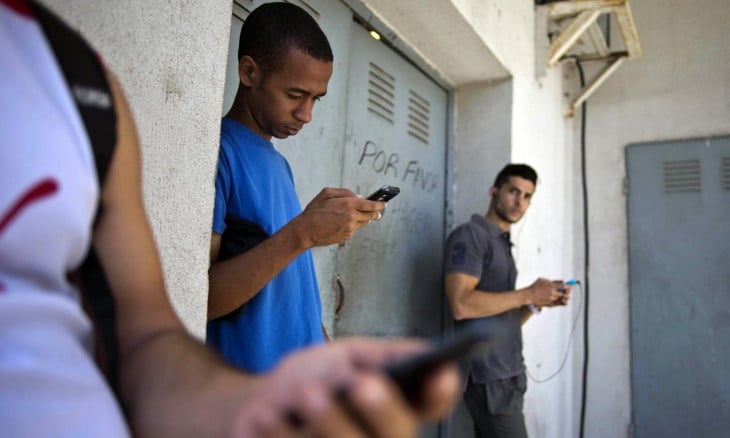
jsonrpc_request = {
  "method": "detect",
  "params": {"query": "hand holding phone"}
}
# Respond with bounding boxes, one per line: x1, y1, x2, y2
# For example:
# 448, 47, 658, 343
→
382, 324, 499, 406
366, 185, 399, 218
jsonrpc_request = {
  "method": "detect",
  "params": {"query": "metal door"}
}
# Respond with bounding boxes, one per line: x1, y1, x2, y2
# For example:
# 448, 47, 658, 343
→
333, 23, 449, 339
627, 137, 730, 437
222, 1, 253, 114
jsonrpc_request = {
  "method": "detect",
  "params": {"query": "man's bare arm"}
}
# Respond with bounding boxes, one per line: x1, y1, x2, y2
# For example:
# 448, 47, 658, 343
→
208, 188, 385, 320
208, 225, 308, 319
444, 273, 560, 321
92, 71, 260, 436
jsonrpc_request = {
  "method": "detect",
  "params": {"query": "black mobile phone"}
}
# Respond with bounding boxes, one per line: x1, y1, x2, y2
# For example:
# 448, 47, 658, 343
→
383, 324, 494, 405
366, 185, 400, 202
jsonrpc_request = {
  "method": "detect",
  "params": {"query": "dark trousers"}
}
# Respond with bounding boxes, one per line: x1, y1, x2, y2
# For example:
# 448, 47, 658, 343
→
463, 373, 528, 438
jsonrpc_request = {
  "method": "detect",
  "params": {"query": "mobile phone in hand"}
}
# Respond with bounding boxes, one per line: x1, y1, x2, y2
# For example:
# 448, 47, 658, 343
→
382, 324, 493, 406
366, 185, 400, 202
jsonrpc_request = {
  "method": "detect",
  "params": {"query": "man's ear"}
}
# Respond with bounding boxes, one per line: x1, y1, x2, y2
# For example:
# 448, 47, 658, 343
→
238, 55, 259, 87
488, 186, 496, 198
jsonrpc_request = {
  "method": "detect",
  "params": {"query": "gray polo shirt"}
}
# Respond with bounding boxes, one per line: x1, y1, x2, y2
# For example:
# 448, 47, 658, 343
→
444, 214, 524, 383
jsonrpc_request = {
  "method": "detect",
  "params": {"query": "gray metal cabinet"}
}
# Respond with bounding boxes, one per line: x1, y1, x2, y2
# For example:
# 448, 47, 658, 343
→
627, 137, 730, 437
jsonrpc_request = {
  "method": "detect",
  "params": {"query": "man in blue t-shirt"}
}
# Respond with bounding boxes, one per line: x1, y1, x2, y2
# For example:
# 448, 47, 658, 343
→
207, 2, 386, 373
444, 164, 572, 438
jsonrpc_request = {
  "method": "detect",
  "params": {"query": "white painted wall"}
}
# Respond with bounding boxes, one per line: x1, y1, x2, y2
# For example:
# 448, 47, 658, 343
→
42, 0, 232, 339
581, 0, 730, 437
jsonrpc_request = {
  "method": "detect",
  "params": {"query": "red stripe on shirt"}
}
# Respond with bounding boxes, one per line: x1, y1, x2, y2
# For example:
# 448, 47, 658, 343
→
0, 179, 59, 234
0, 0, 32, 17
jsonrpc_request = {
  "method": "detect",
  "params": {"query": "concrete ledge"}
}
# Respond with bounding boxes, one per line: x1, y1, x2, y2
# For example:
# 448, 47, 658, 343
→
345, 0, 510, 87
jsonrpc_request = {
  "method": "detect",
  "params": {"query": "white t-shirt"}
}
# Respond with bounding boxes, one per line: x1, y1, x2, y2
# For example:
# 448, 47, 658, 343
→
0, 1, 129, 435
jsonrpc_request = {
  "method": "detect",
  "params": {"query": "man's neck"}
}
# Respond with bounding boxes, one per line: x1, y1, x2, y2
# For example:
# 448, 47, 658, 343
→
225, 93, 272, 142
485, 210, 511, 232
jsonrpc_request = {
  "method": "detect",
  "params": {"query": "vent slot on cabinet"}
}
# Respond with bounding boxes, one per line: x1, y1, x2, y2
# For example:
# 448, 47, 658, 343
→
367, 62, 395, 124
663, 159, 701, 194
407, 90, 430, 144
723, 157, 730, 191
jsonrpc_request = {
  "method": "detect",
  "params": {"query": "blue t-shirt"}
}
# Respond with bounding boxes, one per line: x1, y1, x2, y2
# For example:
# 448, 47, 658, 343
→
206, 118, 324, 373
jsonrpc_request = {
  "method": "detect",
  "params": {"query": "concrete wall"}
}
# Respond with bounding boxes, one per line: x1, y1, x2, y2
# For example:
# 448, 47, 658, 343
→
582, 0, 730, 436
451, 78, 513, 229
43, 0, 232, 338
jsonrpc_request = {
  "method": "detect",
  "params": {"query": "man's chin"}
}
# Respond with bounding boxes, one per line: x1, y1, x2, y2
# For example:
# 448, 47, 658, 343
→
275, 126, 302, 138
506, 213, 523, 223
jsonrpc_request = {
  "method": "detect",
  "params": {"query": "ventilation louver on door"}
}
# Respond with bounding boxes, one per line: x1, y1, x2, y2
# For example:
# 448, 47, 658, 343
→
407, 90, 430, 144
663, 159, 701, 194
367, 62, 395, 124
723, 157, 730, 192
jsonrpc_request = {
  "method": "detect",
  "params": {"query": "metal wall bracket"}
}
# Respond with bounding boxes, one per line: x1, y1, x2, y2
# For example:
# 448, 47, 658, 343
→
537, 0, 641, 116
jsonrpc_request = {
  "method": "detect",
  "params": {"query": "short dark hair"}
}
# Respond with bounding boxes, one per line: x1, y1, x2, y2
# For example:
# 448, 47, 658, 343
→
238, 2, 333, 75
493, 164, 538, 188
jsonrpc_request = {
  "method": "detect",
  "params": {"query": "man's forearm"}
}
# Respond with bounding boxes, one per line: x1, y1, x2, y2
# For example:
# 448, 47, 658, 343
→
120, 328, 255, 437
208, 224, 308, 319
451, 288, 530, 320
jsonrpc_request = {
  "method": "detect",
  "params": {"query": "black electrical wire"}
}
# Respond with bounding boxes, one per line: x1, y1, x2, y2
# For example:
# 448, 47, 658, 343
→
575, 59, 590, 438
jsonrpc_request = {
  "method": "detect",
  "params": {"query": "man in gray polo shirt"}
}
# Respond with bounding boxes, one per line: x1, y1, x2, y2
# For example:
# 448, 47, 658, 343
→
444, 163, 572, 438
